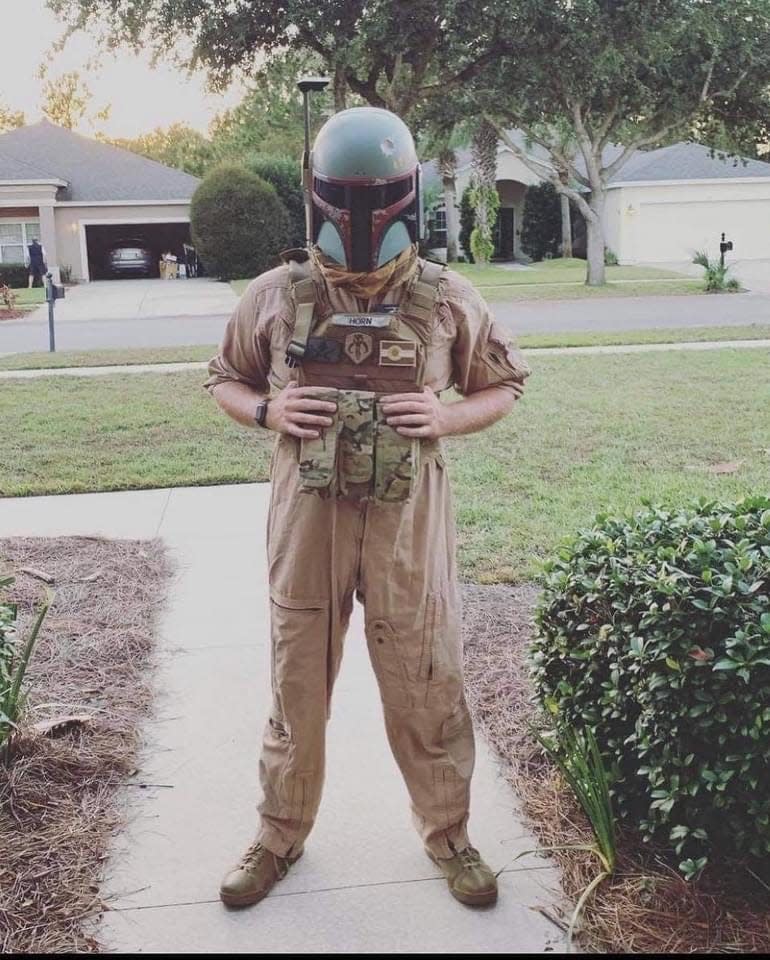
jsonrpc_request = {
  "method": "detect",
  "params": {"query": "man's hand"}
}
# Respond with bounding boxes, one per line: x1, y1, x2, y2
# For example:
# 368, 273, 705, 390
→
380, 385, 447, 439
265, 381, 338, 439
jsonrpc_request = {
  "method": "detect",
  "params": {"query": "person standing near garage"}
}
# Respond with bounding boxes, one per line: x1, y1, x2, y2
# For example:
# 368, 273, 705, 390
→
27, 238, 46, 288
204, 106, 531, 910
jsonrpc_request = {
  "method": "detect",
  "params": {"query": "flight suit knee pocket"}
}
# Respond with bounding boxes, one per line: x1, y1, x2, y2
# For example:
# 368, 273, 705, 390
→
367, 618, 411, 707
423, 592, 463, 710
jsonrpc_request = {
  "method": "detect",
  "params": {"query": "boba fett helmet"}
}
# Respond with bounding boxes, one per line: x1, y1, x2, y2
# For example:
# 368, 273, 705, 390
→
309, 106, 423, 272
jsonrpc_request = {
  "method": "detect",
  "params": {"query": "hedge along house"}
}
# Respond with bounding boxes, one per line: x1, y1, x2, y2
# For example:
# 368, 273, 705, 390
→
424, 130, 770, 265
0, 120, 200, 282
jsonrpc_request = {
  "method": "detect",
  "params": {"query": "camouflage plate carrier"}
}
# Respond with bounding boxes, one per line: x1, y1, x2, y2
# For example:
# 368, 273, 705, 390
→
280, 248, 446, 503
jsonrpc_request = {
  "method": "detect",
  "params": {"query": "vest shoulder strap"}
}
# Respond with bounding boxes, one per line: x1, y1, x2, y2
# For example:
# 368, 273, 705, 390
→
284, 254, 318, 366
400, 258, 446, 327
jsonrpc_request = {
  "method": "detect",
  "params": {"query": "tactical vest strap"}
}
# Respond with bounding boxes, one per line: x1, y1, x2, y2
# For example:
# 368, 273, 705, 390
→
285, 257, 317, 367
400, 259, 446, 329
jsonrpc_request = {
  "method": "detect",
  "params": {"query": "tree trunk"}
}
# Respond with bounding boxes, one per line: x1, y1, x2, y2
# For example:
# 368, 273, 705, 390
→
560, 193, 573, 259
585, 196, 606, 286
333, 63, 347, 112
471, 119, 499, 264
438, 146, 459, 261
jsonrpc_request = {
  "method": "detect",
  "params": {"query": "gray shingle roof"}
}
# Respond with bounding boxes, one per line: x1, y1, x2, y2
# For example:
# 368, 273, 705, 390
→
0, 120, 200, 202
607, 141, 770, 183
422, 130, 770, 191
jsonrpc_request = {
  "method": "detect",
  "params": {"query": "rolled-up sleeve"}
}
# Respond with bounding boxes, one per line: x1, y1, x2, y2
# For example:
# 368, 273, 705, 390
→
203, 280, 273, 395
449, 283, 531, 398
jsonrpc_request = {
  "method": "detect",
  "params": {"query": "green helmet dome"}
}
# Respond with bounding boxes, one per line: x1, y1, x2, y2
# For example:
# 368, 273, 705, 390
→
308, 106, 423, 272
312, 107, 419, 182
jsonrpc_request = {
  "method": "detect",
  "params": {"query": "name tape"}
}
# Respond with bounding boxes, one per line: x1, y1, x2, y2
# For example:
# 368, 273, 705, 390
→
330, 313, 392, 328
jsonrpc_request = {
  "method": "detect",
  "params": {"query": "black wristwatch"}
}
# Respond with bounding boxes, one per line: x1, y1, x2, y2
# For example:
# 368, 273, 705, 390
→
254, 398, 270, 428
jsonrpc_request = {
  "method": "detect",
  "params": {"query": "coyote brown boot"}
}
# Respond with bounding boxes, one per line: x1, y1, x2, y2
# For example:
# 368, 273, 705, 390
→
426, 845, 498, 906
219, 839, 304, 907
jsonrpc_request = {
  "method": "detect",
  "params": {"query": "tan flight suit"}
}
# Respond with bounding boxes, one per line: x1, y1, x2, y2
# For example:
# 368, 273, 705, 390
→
204, 251, 530, 860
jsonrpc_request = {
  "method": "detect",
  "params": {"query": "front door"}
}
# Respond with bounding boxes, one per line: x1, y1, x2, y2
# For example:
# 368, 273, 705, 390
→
493, 207, 515, 261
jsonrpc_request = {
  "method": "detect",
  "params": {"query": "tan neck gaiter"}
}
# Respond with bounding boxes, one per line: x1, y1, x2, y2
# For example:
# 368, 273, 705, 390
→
310, 242, 419, 300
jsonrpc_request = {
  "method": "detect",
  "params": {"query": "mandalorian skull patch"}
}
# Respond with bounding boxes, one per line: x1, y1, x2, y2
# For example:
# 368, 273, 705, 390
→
344, 332, 374, 364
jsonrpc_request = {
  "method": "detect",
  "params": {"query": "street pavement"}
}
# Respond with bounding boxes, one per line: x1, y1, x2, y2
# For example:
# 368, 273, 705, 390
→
2, 272, 769, 357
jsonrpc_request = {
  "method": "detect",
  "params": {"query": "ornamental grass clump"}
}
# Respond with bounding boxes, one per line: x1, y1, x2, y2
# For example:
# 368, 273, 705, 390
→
531, 496, 770, 879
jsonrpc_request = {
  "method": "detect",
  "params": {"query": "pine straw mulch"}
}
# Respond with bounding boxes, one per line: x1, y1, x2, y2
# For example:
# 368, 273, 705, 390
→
0, 536, 174, 954
460, 583, 770, 954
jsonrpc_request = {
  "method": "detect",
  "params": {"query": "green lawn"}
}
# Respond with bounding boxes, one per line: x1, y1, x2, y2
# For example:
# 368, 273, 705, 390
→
519, 324, 770, 349
2, 287, 46, 309
453, 257, 687, 285
232, 259, 705, 302
479, 278, 704, 301
2, 349, 767, 582
0, 345, 218, 371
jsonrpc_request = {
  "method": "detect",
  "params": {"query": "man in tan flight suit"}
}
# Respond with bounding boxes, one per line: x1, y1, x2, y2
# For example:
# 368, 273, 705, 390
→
204, 105, 530, 909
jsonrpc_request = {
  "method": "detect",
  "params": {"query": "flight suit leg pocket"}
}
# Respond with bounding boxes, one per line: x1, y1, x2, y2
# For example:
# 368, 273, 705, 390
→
424, 591, 464, 711
366, 618, 411, 707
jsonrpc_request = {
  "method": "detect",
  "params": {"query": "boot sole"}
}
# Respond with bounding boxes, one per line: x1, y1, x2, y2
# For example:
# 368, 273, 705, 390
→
426, 849, 498, 907
220, 848, 304, 908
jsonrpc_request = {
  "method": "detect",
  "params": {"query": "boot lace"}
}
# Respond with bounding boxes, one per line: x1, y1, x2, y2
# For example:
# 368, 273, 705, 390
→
239, 841, 268, 871
457, 845, 482, 869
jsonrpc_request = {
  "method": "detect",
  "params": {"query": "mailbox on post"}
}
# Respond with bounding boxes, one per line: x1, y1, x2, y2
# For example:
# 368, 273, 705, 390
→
720, 232, 734, 269
44, 272, 65, 352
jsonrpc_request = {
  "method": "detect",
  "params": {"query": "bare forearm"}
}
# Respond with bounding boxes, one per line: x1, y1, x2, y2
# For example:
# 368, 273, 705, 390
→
440, 384, 519, 437
209, 381, 265, 428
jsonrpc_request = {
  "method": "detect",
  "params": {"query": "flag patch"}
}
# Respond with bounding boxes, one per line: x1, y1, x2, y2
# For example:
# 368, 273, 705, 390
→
379, 340, 417, 367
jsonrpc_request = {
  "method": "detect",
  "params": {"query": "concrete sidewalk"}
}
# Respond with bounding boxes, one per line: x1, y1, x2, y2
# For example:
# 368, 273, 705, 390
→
0, 485, 567, 954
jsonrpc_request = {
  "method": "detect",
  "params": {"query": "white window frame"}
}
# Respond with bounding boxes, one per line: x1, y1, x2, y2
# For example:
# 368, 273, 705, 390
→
0, 219, 41, 264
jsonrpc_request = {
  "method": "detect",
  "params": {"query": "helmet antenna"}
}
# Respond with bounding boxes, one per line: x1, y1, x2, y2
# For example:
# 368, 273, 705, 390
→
297, 76, 331, 249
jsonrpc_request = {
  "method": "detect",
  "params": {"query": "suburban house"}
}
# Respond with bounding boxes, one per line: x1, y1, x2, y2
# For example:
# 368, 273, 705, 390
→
0, 120, 199, 282
423, 130, 770, 265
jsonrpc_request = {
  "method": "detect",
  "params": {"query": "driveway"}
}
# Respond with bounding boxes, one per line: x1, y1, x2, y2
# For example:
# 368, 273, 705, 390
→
0, 278, 238, 355
28, 277, 238, 323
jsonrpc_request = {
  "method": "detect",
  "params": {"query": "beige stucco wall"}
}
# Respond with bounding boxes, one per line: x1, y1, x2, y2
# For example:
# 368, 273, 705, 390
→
604, 180, 770, 264
54, 203, 191, 280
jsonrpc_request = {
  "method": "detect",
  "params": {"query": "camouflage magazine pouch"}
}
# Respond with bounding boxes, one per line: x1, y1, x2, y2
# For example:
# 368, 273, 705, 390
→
374, 399, 419, 503
298, 387, 341, 493
337, 389, 375, 498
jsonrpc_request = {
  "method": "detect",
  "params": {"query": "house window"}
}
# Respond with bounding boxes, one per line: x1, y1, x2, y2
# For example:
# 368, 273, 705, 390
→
0, 221, 41, 264
434, 208, 447, 230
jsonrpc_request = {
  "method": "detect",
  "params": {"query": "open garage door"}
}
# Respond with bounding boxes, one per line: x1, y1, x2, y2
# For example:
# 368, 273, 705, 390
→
85, 222, 193, 280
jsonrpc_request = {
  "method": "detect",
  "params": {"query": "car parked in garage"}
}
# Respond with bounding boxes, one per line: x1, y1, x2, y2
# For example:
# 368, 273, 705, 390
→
106, 239, 153, 277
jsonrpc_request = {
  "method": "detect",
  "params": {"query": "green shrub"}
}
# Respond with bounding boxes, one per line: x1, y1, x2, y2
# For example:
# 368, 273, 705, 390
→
190, 163, 291, 281
604, 248, 619, 266
244, 154, 305, 248
693, 250, 741, 293
531, 496, 770, 877
520, 182, 561, 261
1, 284, 17, 311
0, 264, 28, 287
1, 575, 52, 763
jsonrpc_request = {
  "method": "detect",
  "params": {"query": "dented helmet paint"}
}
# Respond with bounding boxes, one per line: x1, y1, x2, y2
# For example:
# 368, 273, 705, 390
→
308, 106, 423, 272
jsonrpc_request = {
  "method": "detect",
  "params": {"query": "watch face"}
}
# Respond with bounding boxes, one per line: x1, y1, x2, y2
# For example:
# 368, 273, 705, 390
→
255, 401, 268, 425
